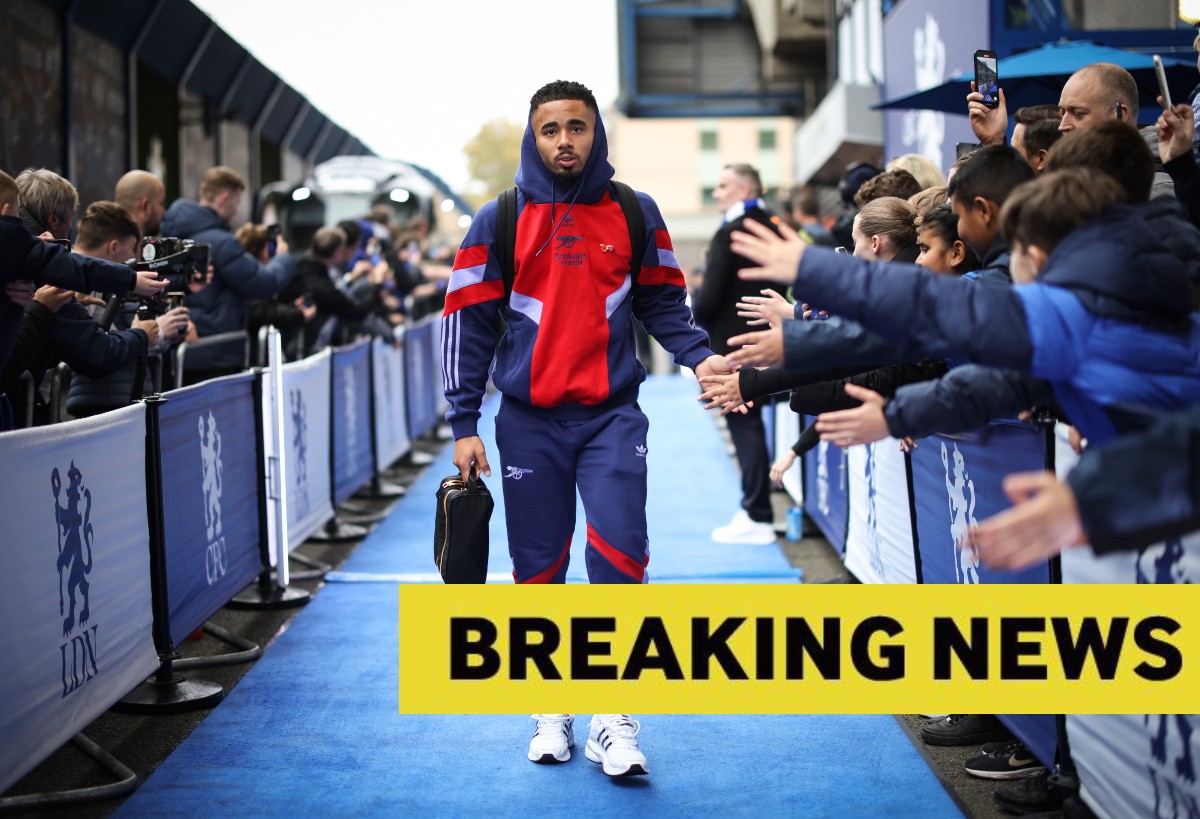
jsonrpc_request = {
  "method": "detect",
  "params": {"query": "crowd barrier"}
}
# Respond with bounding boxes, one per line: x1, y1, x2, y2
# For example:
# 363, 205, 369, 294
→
774, 410, 1199, 819
0, 317, 446, 801
3, 329, 1193, 814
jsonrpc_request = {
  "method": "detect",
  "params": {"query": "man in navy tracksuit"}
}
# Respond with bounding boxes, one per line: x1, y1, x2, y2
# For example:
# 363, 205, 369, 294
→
442, 80, 727, 778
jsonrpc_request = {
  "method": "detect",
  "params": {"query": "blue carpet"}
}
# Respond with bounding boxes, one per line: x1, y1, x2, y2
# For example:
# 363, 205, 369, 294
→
116, 376, 960, 817
118, 582, 960, 818
335, 377, 799, 583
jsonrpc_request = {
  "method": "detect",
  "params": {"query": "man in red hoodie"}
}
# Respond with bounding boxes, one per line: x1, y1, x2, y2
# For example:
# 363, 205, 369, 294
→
442, 80, 730, 778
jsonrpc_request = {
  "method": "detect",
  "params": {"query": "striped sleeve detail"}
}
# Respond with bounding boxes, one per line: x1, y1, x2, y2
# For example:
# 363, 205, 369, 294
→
444, 278, 504, 315
443, 243, 504, 315
441, 312, 460, 392
638, 228, 685, 287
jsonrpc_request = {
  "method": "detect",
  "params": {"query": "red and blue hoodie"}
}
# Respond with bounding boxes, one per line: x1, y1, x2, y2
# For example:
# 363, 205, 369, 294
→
441, 105, 713, 439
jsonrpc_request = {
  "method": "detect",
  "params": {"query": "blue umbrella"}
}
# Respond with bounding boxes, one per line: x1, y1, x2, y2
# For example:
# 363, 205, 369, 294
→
874, 40, 1196, 123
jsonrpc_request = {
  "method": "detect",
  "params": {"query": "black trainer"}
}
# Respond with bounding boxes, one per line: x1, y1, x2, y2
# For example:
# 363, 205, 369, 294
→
965, 741, 1046, 780
980, 739, 1018, 756
920, 714, 1012, 746
993, 769, 1066, 814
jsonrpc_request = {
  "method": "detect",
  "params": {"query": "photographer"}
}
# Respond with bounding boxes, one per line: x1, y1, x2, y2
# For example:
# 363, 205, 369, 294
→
279, 226, 396, 354
237, 222, 315, 359
2, 202, 186, 424
161, 165, 295, 382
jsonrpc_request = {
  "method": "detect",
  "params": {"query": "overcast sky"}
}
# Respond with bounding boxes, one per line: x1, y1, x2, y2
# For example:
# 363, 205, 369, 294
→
191, 0, 620, 192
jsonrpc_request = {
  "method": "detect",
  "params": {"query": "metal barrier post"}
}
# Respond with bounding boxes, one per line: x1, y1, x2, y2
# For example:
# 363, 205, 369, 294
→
229, 328, 309, 609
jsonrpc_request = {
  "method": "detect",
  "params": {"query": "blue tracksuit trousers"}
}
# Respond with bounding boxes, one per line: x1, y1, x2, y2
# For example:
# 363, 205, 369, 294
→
493, 397, 650, 584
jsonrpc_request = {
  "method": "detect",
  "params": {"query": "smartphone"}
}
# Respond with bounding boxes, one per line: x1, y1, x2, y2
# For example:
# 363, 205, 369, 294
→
266, 224, 281, 258
834, 246, 849, 254
974, 49, 1000, 109
1154, 54, 1173, 110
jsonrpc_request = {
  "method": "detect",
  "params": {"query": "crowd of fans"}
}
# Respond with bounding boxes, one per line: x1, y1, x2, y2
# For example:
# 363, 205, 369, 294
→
0, 163, 453, 428
692, 57, 1200, 816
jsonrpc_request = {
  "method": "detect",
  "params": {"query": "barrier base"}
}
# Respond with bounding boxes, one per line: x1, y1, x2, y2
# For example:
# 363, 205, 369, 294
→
354, 479, 406, 500
227, 583, 310, 610
288, 552, 332, 582
0, 733, 137, 813
336, 499, 378, 515
307, 519, 369, 542
116, 675, 224, 714
172, 623, 263, 671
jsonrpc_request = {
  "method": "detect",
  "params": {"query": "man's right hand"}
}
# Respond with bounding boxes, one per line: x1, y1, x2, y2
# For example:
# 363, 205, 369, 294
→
967, 81, 1007, 146
453, 435, 491, 481
132, 269, 170, 297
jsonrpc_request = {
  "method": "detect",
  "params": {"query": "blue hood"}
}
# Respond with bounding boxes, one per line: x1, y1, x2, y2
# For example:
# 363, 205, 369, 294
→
513, 104, 615, 206
1037, 203, 1194, 333
161, 198, 226, 237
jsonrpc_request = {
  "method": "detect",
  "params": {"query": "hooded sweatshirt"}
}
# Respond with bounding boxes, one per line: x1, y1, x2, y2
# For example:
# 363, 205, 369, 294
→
441, 101, 712, 440
781, 202, 1200, 447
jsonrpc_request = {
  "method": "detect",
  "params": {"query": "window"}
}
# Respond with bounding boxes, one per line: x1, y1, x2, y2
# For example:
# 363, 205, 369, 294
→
758, 129, 777, 150
700, 130, 718, 151
701, 186, 716, 205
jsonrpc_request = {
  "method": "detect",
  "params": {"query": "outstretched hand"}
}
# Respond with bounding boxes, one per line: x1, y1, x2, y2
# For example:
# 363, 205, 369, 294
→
730, 219, 807, 286
814, 383, 889, 449
698, 372, 748, 415
966, 471, 1086, 570
736, 289, 793, 327
725, 324, 784, 369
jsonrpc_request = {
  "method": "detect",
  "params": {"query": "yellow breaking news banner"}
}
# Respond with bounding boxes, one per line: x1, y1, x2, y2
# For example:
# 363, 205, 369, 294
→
398, 584, 1197, 714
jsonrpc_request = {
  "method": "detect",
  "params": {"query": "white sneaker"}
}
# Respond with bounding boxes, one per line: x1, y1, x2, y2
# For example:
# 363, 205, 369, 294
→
528, 714, 574, 763
711, 510, 777, 545
585, 714, 649, 776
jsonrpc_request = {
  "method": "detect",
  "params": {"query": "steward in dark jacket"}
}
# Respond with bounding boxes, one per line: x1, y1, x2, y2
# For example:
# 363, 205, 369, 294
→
161, 199, 295, 373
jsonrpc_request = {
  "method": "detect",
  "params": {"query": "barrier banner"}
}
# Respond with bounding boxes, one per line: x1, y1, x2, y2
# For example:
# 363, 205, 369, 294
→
1059, 432, 1200, 817
281, 349, 333, 549
159, 374, 263, 646
772, 401, 802, 504
1055, 423, 1136, 584
372, 337, 411, 469
803, 428, 849, 554
910, 424, 1051, 586
1071, 713, 1199, 819
332, 341, 374, 506
405, 318, 440, 439
845, 440, 917, 584
0, 404, 158, 793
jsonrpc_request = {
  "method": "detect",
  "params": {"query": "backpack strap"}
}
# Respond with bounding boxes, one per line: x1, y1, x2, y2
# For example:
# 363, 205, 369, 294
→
495, 186, 518, 305
496, 181, 646, 304
609, 180, 646, 282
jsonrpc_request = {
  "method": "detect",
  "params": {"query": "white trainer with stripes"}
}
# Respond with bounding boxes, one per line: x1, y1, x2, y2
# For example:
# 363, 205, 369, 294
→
528, 714, 574, 763
585, 714, 649, 777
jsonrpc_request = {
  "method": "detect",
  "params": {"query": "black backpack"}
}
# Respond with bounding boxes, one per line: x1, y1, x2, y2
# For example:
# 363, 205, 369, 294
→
494, 181, 647, 308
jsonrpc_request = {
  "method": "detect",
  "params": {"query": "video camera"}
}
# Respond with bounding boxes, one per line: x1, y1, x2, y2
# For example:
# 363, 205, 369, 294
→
128, 236, 210, 319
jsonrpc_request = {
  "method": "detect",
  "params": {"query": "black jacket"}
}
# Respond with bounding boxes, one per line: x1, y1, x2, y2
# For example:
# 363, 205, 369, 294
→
884, 365, 1060, 439
692, 206, 783, 356
280, 256, 375, 353
1068, 405, 1200, 554
0, 216, 138, 370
